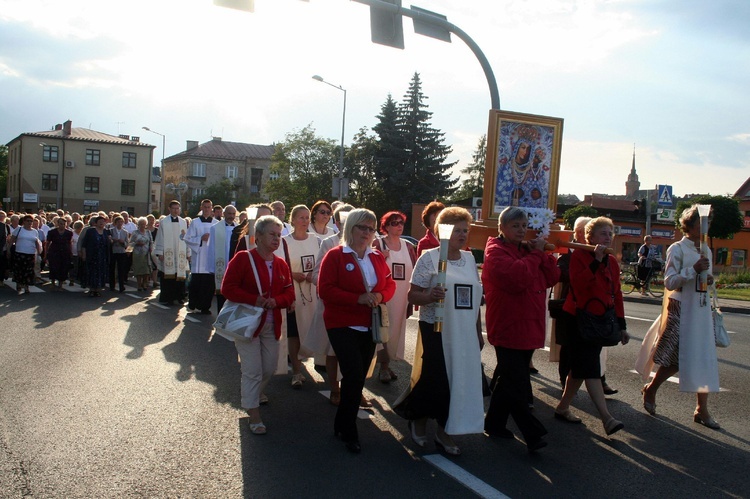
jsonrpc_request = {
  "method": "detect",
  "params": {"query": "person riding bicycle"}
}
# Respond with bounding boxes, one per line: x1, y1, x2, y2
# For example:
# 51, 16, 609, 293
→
636, 235, 663, 293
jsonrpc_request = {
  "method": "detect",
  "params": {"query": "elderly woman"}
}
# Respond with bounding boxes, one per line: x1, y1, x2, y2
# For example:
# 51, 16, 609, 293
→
416, 201, 445, 257
318, 208, 396, 453
483, 207, 560, 452
221, 215, 295, 435
131, 217, 154, 291
45, 216, 73, 290
308, 200, 336, 238
394, 207, 484, 456
373, 210, 417, 383
638, 205, 720, 429
80, 216, 110, 297
284, 205, 322, 388
554, 217, 629, 436
10, 215, 41, 295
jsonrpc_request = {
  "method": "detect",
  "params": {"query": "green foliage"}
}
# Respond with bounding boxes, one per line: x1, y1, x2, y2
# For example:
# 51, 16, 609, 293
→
264, 125, 339, 207
451, 134, 486, 202
675, 195, 743, 240
346, 127, 390, 217
716, 269, 750, 286
203, 178, 257, 210
561, 205, 598, 229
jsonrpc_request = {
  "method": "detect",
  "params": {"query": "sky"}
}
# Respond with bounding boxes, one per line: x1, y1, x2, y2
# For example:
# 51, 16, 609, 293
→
1, 0, 749, 203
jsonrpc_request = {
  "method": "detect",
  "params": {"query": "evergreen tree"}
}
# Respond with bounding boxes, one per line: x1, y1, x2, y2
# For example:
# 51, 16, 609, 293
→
451, 134, 486, 202
396, 73, 457, 211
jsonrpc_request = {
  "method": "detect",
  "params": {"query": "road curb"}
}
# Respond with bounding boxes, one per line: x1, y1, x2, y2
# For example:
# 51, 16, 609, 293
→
623, 295, 750, 315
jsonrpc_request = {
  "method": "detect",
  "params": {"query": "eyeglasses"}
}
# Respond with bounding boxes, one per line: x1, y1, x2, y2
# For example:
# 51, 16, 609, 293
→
388, 220, 405, 226
354, 224, 376, 233
317, 210, 332, 216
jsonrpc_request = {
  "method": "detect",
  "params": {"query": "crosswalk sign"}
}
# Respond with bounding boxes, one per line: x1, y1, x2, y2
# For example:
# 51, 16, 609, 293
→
657, 184, 673, 206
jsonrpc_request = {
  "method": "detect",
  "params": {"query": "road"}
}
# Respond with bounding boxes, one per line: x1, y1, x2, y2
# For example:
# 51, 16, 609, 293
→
1, 280, 748, 498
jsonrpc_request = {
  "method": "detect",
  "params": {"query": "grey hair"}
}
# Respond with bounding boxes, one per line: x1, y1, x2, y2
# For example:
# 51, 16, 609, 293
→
255, 215, 283, 235
498, 206, 528, 227
333, 203, 355, 225
679, 204, 703, 233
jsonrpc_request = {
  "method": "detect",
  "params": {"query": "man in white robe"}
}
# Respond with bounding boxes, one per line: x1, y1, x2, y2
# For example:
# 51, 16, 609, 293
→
184, 199, 218, 314
154, 200, 188, 305
207, 204, 237, 314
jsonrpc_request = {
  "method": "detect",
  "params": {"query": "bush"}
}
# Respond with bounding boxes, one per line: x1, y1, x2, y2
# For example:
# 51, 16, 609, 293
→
716, 269, 750, 288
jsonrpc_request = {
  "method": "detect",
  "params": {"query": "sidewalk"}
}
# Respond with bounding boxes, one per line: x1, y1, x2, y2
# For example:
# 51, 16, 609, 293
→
623, 294, 750, 315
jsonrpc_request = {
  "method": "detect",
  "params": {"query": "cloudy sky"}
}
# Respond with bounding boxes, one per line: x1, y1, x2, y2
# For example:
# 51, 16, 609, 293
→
1, 0, 748, 201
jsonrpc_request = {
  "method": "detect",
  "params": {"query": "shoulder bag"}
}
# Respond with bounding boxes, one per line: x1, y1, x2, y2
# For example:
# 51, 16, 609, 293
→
212, 251, 265, 342
573, 258, 622, 347
712, 286, 730, 348
355, 253, 390, 343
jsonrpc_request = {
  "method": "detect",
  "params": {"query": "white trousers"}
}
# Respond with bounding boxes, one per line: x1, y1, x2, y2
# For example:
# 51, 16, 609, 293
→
235, 322, 279, 410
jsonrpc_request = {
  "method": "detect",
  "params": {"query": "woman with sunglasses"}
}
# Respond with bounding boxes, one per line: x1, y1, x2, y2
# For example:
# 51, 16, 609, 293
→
318, 208, 396, 453
10, 215, 41, 295
308, 200, 336, 238
373, 211, 417, 383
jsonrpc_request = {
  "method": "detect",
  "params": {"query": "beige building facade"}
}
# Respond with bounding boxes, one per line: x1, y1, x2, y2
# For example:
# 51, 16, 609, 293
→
161, 137, 275, 215
5, 120, 155, 214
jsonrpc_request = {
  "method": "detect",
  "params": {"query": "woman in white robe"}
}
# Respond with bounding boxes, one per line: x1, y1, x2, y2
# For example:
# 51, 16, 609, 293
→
393, 207, 484, 456
638, 205, 720, 429
373, 211, 416, 383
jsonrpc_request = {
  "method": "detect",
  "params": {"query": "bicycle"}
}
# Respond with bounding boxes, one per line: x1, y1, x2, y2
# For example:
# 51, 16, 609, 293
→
620, 262, 664, 298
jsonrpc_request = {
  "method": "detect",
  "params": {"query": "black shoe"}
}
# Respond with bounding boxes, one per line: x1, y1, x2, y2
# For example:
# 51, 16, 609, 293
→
527, 438, 548, 453
345, 440, 361, 454
529, 367, 539, 374
603, 385, 619, 395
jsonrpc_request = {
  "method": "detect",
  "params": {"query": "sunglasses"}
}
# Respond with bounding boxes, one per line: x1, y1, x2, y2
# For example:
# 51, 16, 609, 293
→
388, 220, 405, 226
354, 224, 376, 233
317, 210, 331, 216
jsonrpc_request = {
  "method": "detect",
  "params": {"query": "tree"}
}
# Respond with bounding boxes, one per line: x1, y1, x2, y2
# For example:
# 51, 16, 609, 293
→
396, 73, 457, 211
675, 195, 744, 246
264, 124, 340, 207
346, 127, 390, 216
204, 178, 256, 209
371, 93, 408, 215
450, 134, 486, 202
561, 205, 599, 230
0, 145, 7, 209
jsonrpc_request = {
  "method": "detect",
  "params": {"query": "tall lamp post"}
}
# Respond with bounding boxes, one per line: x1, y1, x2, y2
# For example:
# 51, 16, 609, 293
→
142, 126, 166, 214
312, 74, 346, 200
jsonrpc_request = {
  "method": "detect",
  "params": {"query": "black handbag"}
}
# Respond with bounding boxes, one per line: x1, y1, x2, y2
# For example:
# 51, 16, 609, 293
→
548, 299, 565, 319
576, 298, 622, 347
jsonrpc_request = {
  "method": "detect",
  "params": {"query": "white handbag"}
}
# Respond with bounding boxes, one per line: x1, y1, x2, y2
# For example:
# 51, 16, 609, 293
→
712, 286, 730, 348
213, 251, 265, 342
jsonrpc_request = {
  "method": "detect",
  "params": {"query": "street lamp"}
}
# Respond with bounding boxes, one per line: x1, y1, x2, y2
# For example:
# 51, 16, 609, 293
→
142, 126, 166, 214
312, 74, 347, 200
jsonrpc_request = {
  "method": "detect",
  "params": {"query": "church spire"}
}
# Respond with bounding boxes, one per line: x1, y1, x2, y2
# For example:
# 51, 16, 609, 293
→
626, 144, 640, 198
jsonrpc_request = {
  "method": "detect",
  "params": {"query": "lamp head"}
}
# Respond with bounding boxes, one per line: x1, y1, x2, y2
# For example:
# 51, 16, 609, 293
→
312, 75, 324, 82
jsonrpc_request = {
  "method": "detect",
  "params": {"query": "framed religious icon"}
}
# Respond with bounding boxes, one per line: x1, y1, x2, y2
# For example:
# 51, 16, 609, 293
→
454, 284, 473, 309
484, 110, 564, 219
392, 262, 406, 281
301, 255, 315, 273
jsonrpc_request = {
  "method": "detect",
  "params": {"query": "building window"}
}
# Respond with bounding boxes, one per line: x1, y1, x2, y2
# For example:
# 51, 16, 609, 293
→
191, 162, 206, 177
192, 187, 206, 201
86, 149, 101, 166
121, 179, 136, 196
42, 145, 59, 162
120, 206, 134, 215
41, 173, 58, 191
249, 168, 263, 194
84, 177, 100, 193
226, 164, 237, 179
122, 152, 137, 168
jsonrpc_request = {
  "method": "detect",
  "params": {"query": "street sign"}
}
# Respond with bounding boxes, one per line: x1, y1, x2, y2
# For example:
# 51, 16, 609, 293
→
657, 184, 673, 206
657, 208, 675, 221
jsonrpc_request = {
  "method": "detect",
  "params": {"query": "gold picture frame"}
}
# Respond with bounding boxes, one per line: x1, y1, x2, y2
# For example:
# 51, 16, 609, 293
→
483, 110, 564, 220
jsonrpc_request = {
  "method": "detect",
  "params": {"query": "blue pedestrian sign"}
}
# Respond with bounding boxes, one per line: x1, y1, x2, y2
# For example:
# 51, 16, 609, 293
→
657, 184, 673, 206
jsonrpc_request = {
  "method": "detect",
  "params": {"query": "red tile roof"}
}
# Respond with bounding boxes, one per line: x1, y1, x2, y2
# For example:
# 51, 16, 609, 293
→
165, 138, 275, 162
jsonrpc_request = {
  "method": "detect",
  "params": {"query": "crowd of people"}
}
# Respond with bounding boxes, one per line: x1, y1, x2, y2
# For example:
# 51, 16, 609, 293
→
0, 201, 722, 455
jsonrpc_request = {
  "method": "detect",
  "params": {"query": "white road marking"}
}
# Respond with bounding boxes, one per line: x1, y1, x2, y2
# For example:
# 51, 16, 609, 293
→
625, 315, 656, 322
184, 315, 201, 323
423, 454, 510, 499
630, 370, 728, 391
152, 303, 170, 310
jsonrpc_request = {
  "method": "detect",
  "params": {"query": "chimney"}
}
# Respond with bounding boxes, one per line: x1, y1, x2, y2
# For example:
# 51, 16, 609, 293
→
55, 124, 63, 131
212, 136, 222, 142
63, 120, 72, 136
186, 140, 199, 150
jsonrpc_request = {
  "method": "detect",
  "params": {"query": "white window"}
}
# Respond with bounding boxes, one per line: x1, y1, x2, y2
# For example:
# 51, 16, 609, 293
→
226, 165, 237, 178
192, 163, 206, 177
193, 187, 206, 201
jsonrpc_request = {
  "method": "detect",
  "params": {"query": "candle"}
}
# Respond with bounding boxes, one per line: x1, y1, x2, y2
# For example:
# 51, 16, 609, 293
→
247, 207, 259, 247
696, 204, 711, 304
433, 224, 454, 332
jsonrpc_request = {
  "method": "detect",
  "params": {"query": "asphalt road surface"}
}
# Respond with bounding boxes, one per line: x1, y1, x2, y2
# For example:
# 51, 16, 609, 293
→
1, 280, 748, 498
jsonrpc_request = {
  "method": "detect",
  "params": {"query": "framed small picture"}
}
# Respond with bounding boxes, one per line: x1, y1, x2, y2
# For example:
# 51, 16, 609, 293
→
392, 262, 405, 280
301, 255, 315, 272
484, 110, 564, 219
454, 284, 473, 309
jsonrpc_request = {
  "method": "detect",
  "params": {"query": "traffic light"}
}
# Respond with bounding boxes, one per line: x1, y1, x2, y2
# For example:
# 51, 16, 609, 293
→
370, 0, 404, 49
